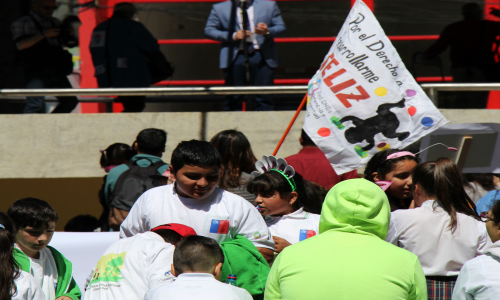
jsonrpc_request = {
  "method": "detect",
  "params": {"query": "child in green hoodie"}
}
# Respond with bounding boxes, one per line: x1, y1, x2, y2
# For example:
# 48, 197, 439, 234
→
8, 198, 81, 300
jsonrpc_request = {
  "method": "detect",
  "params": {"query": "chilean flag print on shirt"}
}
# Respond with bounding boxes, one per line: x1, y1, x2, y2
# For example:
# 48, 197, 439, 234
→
209, 219, 230, 234
299, 229, 316, 241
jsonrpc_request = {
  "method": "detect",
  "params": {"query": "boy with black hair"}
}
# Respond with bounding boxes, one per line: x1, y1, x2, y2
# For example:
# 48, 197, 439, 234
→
120, 140, 275, 262
85, 223, 196, 300
8, 198, 81, 300
105, 128, 169, 229
149, 236, 252, 300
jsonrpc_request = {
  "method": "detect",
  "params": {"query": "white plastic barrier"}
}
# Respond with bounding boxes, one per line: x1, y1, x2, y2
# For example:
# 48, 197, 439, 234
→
48, 232, 120, 297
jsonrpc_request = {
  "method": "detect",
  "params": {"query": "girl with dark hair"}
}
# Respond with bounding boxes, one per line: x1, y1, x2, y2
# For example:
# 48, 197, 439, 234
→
0, 212, 43, 300
364, 149, 419, 211
453, 199, 500, 299
386, 158, 488, 300
210, 130, 257, 204
98, 143, 135, 231
247, 156, 324, 254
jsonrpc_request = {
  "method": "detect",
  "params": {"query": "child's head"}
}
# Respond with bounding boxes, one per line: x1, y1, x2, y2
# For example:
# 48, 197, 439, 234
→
8, 198, 58, 256
100, 143, 135, 169
412, 157, 481, 231
134, 128, 167, 156
486, 200, 500, 243
364, 149, 419, 200
248, 171, 323, 216
172, 235, 224, 280
0, 212, 19, 300
170, 140, 222, 199
64, 214, 100, 232
210, 129, 257, 189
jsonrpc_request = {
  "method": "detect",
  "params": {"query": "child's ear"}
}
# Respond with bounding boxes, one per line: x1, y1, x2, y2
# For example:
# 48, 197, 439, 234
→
213, 262, 223, 281
372, 172, 381, 181
169, 165, 176, 181
288, 191, 299, 206
171, 264, 178, 277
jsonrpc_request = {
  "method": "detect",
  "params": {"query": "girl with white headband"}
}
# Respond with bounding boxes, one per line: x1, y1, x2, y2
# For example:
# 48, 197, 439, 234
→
364, 149, 420, 211
0, 212, 43, 300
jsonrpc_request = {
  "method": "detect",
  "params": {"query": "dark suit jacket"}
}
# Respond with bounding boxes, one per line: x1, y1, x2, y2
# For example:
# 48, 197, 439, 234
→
204, 0, 286, 69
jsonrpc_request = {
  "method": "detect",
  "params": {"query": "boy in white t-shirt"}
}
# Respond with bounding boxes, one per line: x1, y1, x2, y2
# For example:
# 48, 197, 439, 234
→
120, 140, 275, 262
8, 198, 81, 300
148, 235, 252, 300
85, 223, 196, 300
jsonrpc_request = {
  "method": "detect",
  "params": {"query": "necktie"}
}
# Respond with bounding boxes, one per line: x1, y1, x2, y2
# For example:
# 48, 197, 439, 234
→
240, 3, 254, 54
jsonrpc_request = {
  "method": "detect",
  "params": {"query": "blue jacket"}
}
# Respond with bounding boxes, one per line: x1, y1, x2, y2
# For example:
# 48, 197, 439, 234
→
204, 0, 286, 69
476, 190, 500, 215
90, 16, 159, 88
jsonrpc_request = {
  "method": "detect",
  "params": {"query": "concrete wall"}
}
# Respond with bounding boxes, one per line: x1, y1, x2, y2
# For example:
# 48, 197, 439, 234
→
0, 109, 498, 179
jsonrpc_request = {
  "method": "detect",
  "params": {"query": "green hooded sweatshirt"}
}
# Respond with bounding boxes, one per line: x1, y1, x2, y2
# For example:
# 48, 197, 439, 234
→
264, 179, 427, 300
13, 246, 81, 300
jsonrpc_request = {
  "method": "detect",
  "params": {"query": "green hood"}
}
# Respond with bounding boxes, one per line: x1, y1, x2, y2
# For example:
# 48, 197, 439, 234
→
319, 178, 390, 239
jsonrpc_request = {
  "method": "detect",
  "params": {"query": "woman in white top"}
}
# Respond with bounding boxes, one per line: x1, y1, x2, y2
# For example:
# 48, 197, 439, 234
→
0, 212, 44, 300
386, 157, 487, 300
453, 199, 500, 300
247, 156, 324, 254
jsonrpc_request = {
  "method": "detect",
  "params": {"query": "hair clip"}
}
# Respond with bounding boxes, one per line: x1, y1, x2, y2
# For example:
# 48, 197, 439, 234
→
383, 143, 457, 164
0, 224, 5, 230
252, 155, 297, 191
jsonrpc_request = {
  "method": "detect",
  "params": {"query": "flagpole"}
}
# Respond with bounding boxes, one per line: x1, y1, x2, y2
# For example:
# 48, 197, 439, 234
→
272, 93, 308, 156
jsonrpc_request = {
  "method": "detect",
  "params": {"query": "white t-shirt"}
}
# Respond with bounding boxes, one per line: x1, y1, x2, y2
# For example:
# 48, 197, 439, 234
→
386, 200, 489, 276
148, 273, 253, 300
12, 270, 45, 300
265, 208, 320, 245
120, 185, 274, 250
20, 246, 58, 300
84, 232, 176, 300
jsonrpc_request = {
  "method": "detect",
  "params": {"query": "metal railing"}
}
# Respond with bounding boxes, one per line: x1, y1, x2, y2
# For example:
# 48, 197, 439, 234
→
0, 86, 308, 102
421, 83, 500, 104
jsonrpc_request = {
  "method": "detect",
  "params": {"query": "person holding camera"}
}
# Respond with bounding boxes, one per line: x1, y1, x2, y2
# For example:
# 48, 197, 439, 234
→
11, 0, 78, 114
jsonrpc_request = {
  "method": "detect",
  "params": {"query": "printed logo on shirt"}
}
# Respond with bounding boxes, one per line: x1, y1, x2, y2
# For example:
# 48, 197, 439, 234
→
209, 219, 230, 234
90, 252, 127, 284
254, 231, 262, 239
299, 229, 316, 241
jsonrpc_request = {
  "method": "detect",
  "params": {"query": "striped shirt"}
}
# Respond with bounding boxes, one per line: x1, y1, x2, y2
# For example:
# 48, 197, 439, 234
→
11, 11, 61, 46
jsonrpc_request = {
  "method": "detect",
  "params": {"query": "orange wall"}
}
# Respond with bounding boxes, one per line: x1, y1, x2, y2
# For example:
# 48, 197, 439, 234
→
0, 178, 104, 231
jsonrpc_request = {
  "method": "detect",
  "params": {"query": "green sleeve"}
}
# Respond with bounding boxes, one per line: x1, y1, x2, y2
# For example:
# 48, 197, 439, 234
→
409, 257, 427, 300
264, 252, 282, 300
60, 277, 81, 300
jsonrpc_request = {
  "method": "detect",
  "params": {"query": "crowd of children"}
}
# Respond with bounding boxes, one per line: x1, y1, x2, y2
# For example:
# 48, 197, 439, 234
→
2, 129, 500, 300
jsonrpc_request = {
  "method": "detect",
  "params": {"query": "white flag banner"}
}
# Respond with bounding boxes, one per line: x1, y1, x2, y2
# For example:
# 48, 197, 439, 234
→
303, 0, 448, 175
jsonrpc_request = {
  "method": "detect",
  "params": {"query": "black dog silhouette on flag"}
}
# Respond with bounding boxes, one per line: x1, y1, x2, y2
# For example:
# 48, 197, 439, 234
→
340, 98, 410, 151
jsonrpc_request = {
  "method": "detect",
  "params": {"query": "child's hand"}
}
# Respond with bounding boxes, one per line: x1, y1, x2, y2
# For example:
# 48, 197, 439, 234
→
273, 236, 292, 253
56, 297, 73, 300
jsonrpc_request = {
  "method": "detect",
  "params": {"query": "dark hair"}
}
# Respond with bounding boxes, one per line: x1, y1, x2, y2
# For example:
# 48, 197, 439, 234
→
210, 130, 257, 189
364, 149, 420, 182
135, 128, 167, 155
300, 129, 315, 146
0, 213, 19, 300
113, 2, 137, 19
154, 229, 183, 246
490, 200, 500, 224
8, 198, 58, 231
463, 173, 496, 191
412, 157, 481, 232
170, 140, 222, 174
173, 236, 224, 274
462, 2, 481, 19
64, 215, 99, 232
247, 171, 324, 214
100, 143, 135, 168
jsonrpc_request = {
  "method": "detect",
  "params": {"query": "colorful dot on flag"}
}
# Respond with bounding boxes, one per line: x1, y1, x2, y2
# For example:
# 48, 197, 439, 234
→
408, 106, 417, 116
377, 142, 390, 151
406, 89, 417, 97
375, 87, 388, 96
421, 117, 433, 127
317, 127, 331, 137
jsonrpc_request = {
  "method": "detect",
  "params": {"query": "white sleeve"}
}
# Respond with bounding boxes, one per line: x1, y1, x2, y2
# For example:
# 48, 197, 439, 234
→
232, 198, 275, 250
120, 193, 149, 238
476, 221, 490, 256
385, 214, 399, 246
146, 245, 176, 289
25, 273, 45, 300
452, 263, 473, 300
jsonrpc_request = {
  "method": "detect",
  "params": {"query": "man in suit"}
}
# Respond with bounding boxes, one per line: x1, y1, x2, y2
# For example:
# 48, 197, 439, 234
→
205, 0, 286, 111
